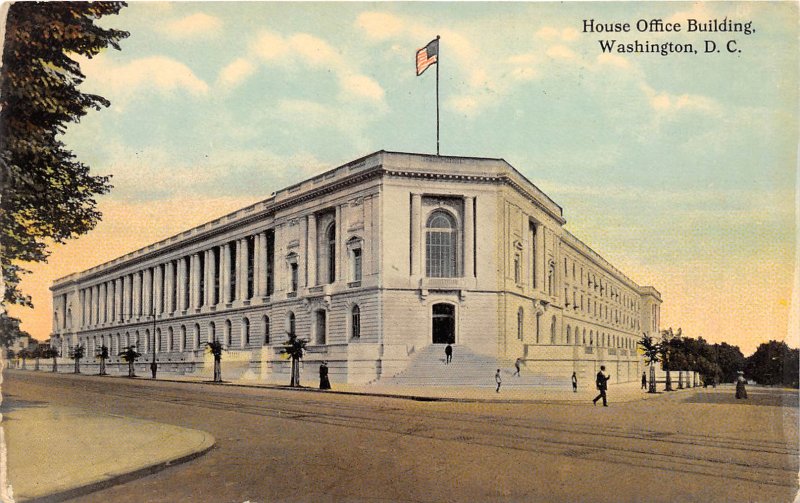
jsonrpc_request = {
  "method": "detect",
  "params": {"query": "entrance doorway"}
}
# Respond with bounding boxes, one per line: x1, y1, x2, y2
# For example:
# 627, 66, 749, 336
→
432, 303, 455, 344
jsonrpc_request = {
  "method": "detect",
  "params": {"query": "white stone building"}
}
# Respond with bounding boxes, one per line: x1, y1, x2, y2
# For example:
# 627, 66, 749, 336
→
50, 151, 661, 384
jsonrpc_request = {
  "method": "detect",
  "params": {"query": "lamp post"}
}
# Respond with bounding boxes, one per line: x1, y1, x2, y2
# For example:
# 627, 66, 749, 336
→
150, 304, 158, 378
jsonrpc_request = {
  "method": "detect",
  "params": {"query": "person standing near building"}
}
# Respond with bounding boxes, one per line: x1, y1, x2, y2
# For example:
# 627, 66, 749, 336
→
319, 361, 331, 390
593, 365, 611, 406
572, 371, 578, 392
495, 369, 502, 393
641, 371, 647, 390
513, 357, 522, 376
444, 343, 453, 364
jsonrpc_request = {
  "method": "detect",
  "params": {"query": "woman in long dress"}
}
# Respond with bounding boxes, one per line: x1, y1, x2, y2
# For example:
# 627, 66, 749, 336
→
319, 361, 331, 390
735, 371, 747, 399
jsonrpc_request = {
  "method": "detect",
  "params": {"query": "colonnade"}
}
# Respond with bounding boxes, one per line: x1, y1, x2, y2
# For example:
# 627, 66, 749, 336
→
78, 231, 275, 329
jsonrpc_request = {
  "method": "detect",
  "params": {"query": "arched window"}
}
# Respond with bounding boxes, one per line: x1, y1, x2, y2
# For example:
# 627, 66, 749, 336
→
209, 322, 216, 344
426, 211, 458, 278
589, 330, 594, 346
351, 305, 361, 339
155, 328, 161, 352
517, 308, 524, 341
143, 330, 149, 353
263, 315, 270, 345
243, 318, 250, 346
181, 325, 187, 351
326, 223, 336, 284
168, 327, 174, 351
225, 320, 232, 346
135, 330, 140, 350
550, 316, 556, 344
194, 323, 201, 349
566, 325, 571, 345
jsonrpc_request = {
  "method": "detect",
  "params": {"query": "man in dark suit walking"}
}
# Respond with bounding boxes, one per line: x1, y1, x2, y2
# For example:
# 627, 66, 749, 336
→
593, 365, 611, 406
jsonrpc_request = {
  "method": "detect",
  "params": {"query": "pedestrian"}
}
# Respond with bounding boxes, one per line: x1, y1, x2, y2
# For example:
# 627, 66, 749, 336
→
495, 369, 502, 393
592, 365, 611, 406
735, 371, 747, 399
319, 361, 331, 390
444, 343, 453, 364
572, 371, 578, 392
513, 357, 522, 376
641, 371, 647, 390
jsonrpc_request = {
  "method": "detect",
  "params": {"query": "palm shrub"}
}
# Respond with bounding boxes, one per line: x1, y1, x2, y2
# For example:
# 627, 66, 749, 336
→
206, 340, 224, 382
280, 332, 308, 387
638, 333, 661, 393
70, 344, 85, 374
118, 345, 141, 377
96, 345, 109, 375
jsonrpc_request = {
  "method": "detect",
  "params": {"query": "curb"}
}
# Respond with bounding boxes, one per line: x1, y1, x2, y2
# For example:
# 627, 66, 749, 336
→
25, 433, 215, 503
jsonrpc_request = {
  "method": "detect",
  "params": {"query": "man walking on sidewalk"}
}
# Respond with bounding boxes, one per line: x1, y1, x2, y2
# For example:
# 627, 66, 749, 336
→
444, 343, 453, 364
495, 369, 502, 393
593, 365, 611, 406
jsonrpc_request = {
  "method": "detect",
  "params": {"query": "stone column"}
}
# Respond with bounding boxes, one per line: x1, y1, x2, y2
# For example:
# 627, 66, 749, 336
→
364, 196, 373, 277
535, 224, 545, 293
115, 278, 123, 321
236, 239, 246, 301
133, 272, 142, 318
99, 283, 107, 325
252, 235, 261, 298
464, 196, 474, 278
273, 226, 283, 294
410, 193, 422, 276
221, 243, 231, 305
79, 289, 86, 328
164, 261, 174, 313
307, 214, 317, 287
143, 268, 152, 317
205, 249, 215, 307
335, 205, 343, 282
153, 265, 163, 315
191, 253, 201, 309
258, 232, 268, 296
122, 275, 130, 321
93, 285, 100, 326
177, 258, 186, 312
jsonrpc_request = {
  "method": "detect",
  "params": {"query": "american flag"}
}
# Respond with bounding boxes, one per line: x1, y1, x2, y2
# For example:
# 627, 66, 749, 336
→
416, 38, 439, 76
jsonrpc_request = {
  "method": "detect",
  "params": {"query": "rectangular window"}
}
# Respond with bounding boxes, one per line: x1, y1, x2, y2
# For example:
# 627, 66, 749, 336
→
352, 248, 362, 282
514, 255, 520, 285
290, 263, 299, 293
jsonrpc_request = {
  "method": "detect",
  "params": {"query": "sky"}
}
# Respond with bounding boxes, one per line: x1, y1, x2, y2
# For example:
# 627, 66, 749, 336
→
6, 1, 798, 356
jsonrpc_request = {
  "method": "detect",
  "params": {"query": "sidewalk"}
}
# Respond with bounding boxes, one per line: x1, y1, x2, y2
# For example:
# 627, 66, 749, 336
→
1, 397, 214, 502
130, 370, 679, 404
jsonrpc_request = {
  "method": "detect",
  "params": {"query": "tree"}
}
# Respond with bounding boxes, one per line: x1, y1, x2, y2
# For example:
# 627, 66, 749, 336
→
96, 345, 109, 376
1, 2, 129, 308
714, 342, 746, 383
746, 341, 799, 387
69, 344, 85, 373
280, 333, 308, 387
659, 327, 682, 391
637, 333, 661, 393
18, 348, 30, 369
32, 345, 42, 371
41, 347, 59, 372
206, 340, 224, 383
118, 345, 141, 378
0, 314, 30, 348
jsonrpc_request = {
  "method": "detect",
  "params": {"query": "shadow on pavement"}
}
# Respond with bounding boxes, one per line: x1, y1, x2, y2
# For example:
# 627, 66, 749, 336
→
0, 395, 49, 414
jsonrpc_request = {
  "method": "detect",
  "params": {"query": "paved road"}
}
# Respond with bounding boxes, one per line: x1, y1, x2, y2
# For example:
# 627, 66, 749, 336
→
5, 372, 798, 503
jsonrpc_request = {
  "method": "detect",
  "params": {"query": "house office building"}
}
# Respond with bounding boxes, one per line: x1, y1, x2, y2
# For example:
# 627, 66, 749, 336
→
51, 151, 661, 384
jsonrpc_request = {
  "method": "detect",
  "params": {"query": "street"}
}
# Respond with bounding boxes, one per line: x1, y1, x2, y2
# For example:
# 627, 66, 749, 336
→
4, 371, 798, 503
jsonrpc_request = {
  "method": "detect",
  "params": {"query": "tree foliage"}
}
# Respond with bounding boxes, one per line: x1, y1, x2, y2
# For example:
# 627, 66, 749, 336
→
637, 333, 661, 366
746, 341, 799, 387
1, 2, 129, 307
0, 314, 30, 347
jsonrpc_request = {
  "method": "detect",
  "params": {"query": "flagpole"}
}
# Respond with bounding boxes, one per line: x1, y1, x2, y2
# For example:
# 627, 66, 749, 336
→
435, 35, 440, 156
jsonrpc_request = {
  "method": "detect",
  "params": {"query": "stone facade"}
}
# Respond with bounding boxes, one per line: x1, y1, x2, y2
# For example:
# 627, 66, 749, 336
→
50, 151, 661, 384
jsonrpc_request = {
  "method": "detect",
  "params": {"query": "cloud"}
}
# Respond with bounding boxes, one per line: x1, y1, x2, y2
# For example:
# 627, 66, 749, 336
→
356, 11, 406, 40
222, 30, 386, 105
161, 12, 222, 39
641, 84, 719, 115
217, 58, 256, 90
79, 55, 209, 108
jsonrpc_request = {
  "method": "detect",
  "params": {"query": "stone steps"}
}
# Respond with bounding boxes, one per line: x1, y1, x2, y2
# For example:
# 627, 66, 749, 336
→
379, 345, 570, 388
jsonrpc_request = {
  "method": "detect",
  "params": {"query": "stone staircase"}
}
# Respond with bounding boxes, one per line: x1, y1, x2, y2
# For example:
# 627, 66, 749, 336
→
377, 345, 570, 388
